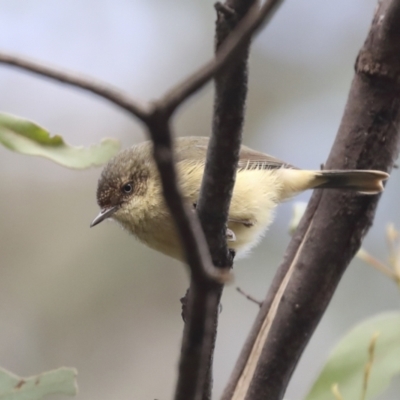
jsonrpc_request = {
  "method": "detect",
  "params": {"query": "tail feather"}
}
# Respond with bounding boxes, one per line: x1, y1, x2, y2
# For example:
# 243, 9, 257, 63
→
312, 170, 389, 194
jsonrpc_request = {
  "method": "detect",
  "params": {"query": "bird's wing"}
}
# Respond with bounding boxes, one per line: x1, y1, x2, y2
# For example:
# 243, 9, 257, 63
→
238, 144, 296, 170
174, 137, 297, 170
174, 137, 210, 163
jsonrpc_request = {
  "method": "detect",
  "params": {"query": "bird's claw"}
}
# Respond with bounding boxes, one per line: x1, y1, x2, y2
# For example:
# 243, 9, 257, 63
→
227, 228, 236, 242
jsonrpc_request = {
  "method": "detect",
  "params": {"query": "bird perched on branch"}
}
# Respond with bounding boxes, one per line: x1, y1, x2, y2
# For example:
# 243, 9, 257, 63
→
91, 137, 389, 261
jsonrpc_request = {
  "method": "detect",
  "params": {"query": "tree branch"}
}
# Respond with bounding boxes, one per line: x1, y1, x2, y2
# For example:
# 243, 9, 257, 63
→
145, 110, 219, 283
222, 1, 400, 399
0, 0, 283, 123
174, 0, 274, 398
0, 52, 149, 122
161, 0, 284, 116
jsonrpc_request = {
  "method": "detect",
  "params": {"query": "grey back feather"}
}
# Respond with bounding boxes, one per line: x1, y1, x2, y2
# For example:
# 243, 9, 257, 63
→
174, 137, 296, 170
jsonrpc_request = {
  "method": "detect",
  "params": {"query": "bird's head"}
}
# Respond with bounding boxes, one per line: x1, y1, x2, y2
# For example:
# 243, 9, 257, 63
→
90, 143, 154, 228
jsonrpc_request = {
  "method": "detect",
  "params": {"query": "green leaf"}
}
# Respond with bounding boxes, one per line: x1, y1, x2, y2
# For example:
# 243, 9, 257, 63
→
305, 312, 400, 400
0, 113, 120, 169
0, 366, 77, 400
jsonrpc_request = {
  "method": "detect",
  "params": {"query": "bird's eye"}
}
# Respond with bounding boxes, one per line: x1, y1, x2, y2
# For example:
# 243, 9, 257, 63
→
122, 182, 133, 194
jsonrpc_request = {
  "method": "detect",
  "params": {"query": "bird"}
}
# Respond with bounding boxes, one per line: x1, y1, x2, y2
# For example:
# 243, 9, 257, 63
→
91, 136, 389, 261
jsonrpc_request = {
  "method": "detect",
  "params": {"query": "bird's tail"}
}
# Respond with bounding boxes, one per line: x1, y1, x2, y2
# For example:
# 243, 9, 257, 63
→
278, 169, 389, 198
311, 170, 389, 194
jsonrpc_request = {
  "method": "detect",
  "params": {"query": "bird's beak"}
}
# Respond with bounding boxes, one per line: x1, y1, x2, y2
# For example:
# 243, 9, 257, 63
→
90, 206, 119, 228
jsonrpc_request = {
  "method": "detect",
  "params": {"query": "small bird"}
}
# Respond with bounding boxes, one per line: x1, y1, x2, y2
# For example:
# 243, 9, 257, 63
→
91, 137, 389, 261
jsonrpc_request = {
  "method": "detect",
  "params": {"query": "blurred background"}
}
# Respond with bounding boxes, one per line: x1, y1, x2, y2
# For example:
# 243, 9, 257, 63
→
0, 0, 399, 399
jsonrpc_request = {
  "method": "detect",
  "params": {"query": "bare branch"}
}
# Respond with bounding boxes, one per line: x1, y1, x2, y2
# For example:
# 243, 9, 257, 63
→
161, 0, 284, 116
144, 113, 228, 400
236, 287, 263, 307
174, 0, 258, 397
145, 111, 228, 284
223, 1, 400, 399
0, 0, 283, 122
174, 1, 286, 399
0, 52, 149, 122
197, 0, 255, 265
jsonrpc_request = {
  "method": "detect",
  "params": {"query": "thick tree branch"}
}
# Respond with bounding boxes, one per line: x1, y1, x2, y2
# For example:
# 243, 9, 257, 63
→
198, 0, 255, 267
174, 0, 266, 398
222, 1, 400, 399
145, 112, 224, 400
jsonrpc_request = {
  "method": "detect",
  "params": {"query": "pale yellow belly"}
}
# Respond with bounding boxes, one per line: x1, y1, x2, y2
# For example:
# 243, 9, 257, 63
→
119, 166, 287, 261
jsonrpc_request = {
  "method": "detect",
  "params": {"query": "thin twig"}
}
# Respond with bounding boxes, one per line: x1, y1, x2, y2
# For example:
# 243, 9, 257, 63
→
0, 52, 149, 122
357, 249, 398, 281
0, 0, 283, 123
361, 332, 380, 400
161, 0, 284, 115
145, 113, 220, 283
236, 287, 263, 307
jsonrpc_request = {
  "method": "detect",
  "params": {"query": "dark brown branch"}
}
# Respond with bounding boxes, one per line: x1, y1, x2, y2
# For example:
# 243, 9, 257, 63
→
175, 281, 223, 400
144, 113, 225, 400
0, 52, 149, 122
0, 0, 282, 124
197, 0, 255, 267
145, 111, 219, 283
173, 1, 285, 399
162, 0, 284, 116
174, 0, 269, 398
222, 1, 400, 399
189, 1, 258, 397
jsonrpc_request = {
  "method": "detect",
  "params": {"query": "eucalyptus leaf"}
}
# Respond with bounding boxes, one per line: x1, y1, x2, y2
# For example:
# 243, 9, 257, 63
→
0, 113, 120, 168
305, 312, 400, 400
0, 366, 77, 400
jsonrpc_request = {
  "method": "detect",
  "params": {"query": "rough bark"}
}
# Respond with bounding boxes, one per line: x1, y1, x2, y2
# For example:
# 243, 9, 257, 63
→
222, 2, 400, 399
